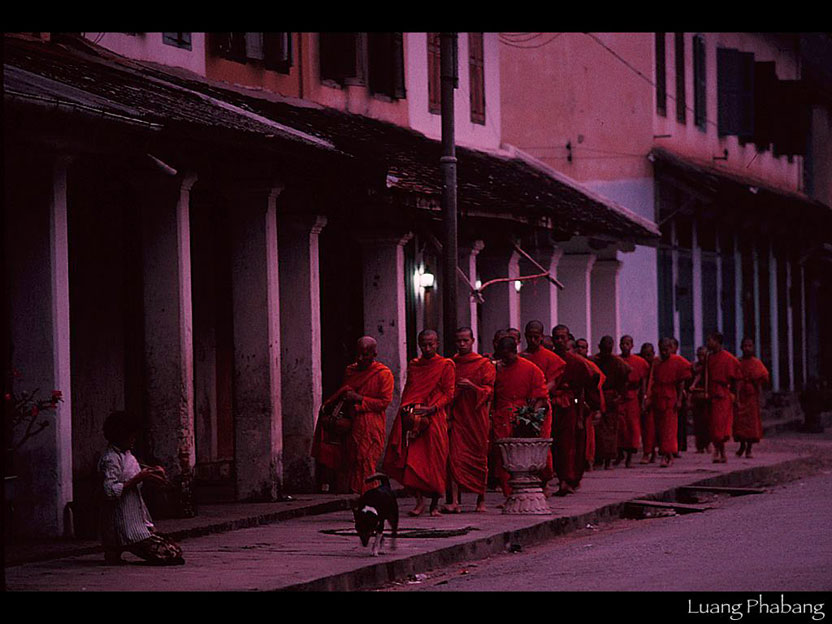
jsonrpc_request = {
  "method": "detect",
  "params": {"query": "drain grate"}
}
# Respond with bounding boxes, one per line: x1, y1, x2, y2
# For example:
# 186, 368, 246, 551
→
320, 526, 479, 539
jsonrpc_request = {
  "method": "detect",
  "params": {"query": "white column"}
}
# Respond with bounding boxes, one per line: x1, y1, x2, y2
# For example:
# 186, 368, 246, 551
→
229, 184, 284, 500
692, 220, 703, 349
671, 221, 681, 343
457, 240, 485, 342
752, 244, 761, 352
769, 242, 780, 391
558, 254, 597, 346
360, 232, 413, 435
279, 214, 327, 492
801, 263, 808, 386
590, 259, 622, 347
520, 246, 563, 333
716, 235, 724, 334
786, 254, 795, 391
478, 248, 521, 348
141, 172, 198, 516
734, 233, 743, 350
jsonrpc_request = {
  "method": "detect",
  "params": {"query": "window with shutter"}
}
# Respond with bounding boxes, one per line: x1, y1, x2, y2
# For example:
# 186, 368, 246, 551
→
693, 34, 706, 131
428, 33, 441, 114
212, 33, 247, 61
469, 32, 485, 124
367, 32, 406, 99
772, 80, 809, 156
753, 61, 777, 150
245, 33, 265, 61
319, 32, 364, 86
263, 33, 292, 74
675, 33, 686, 124
163, 32, 192, 50
717, 48, 755, 139
656, 32, 667, 116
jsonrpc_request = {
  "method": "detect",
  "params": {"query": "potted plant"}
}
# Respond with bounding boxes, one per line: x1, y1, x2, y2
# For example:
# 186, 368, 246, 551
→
494, 405, 552, 515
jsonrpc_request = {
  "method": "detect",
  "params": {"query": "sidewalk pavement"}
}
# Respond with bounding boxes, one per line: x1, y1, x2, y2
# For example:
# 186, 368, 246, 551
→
6, 415, 830, 592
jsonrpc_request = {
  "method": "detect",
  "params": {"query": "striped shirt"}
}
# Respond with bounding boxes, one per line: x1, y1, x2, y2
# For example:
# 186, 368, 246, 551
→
98, 445, 154, 547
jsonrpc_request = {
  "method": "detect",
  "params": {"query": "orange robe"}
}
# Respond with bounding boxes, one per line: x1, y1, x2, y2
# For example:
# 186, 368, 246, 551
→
449, 352, 495, 495
591, 354, 631, 461
734, 357, 769, 443
641, 356, 659, 454
707, 349, 742, 444
493, 357, 549, 496
619, 354, 648, 451
650, 354, 692, 456
520, 347, 566, 481
382, 355, 455, 495
583, 357, 606, 465
552, 351, 600, 488
311, 361, 394, 494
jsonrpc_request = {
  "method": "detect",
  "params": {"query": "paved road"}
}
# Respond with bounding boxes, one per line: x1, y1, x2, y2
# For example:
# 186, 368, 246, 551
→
378, 467, 832, 591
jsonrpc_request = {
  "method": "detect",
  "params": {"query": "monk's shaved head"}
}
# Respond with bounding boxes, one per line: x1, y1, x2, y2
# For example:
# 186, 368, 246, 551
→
419, 329, 439, 341
525, 320, 544, 334
357, 336, 377, 350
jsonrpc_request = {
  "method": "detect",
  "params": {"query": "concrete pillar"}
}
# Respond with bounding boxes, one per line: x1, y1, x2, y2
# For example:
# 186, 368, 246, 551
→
769, 242, 780, 391
734, 233, 743, 352
692, 221, 703, 349
279, 214, 327, 492
140, 172, 198, 517
671, 221, 681, 344
519, 246, 563, 333
558, 254, 597, 346
786, 254, 795, 391
229, 184, 284, 500
752, 244, 761, 352
457, 240, 485, 342
359, 232, 413, 434
716, 235, 724, 334
7, 155, 74, 537
590, 259, 622, 347
801, 263, 808, 386
478, 248, 521, 349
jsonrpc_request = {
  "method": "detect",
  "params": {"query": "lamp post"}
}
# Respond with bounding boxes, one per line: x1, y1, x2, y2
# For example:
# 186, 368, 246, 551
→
440, 32, 458, 358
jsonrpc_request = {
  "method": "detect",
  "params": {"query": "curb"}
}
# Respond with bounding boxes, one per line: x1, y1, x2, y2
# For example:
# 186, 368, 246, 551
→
277, 453, 820, 592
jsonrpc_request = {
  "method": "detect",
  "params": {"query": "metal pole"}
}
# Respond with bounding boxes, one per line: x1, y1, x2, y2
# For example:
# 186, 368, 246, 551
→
440, 32, 458, 357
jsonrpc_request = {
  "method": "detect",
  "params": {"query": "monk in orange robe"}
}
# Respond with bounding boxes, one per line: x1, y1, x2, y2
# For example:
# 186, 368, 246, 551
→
688, 346, 710, 453
576, 341, 605, 471
312, 336, 394, 494
618, 335, 648, 467
492, 335, 549, 498
706, 332, 742, 463
551, 325, 601, 496
520, 320, 565, 491
382, 329, 455, 517
639, 342, 658, 464
445, 327, 495, 513
591, 336, 631, 470
647, 337, 692, 467
733, 337, 769, 458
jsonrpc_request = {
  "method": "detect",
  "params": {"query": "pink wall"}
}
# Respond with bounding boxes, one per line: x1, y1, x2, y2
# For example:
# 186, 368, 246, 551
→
83, 33, 206, 75
500, 32, 655, 183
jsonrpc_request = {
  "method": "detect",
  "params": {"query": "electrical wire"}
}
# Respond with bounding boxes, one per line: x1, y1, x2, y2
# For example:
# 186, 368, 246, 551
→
499, 33, 564, 49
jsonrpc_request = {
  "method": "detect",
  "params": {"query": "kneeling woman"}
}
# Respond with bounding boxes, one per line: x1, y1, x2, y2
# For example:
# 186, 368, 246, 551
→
98, 411, 185, 565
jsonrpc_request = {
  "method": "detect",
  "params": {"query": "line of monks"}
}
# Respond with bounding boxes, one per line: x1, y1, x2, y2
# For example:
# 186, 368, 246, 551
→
311, 322, 770, 517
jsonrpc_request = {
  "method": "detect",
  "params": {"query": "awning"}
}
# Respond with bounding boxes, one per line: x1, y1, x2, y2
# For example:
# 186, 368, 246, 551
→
649, 146, 832, 241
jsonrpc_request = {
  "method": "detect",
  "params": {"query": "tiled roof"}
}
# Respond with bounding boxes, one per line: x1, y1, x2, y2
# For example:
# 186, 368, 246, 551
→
3, 34, 660, 243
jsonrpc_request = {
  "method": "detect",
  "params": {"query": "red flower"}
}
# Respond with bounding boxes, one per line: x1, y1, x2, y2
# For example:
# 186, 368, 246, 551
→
51, 390, 63, 402
31, 405, 39, 417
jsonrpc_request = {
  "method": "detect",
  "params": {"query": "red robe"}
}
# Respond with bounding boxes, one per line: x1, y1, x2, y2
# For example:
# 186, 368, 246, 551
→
707, 349, 742, 444
311, 361, 394, 494
734, 356, 769, 443
493, 357, 549, 496
551, 351, 600, 488
619, 353, 648, 451
641, 356, 659, 454
382, 355, 455, 495
520, 347, 566, 481
583, 357, 606, 465
591, 354, 631, 461
650, 354, 692, 456
449, 352, 495, 495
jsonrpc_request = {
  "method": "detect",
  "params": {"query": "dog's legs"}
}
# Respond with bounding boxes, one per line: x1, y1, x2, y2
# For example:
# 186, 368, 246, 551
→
371, 531, 383, 556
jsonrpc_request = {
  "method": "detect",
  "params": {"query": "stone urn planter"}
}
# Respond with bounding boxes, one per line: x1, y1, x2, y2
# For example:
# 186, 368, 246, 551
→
494, 437, 553, 514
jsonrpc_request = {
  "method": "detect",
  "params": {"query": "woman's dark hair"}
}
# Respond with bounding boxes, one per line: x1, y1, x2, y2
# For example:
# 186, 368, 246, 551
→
103, 411, 141, 444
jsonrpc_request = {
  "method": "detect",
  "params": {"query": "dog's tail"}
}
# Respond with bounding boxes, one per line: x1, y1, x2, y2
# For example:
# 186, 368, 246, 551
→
365, 472, 390, 487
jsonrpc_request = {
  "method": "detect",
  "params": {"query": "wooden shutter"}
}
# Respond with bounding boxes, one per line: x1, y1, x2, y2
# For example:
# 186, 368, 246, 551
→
469, 32, 485, 124
655, 32, 667, 116
367, 33, 406, 99
693, 34, 706, 130
213, 33, 247, 61
245, 33, 265, 61
263, 32, 292, 73
717, 48, 755, 138
737, 51, 755, 140
773, 80, 809, 155
392, 32, 406, 99
675, 33, 686, 124
753, 61, 777, 149
428, 33, 441, 113
163, 32, 192, 50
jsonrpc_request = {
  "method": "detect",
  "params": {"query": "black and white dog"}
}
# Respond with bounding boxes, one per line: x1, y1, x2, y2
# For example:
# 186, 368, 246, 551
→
352, 473, 399, 556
